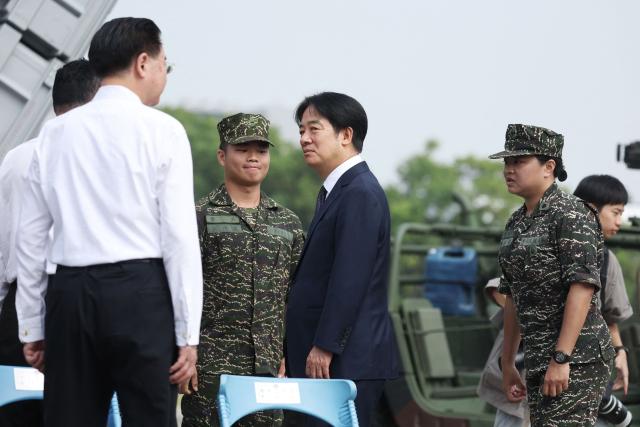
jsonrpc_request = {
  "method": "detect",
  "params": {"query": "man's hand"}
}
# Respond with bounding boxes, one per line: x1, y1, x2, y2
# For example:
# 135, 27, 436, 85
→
23, 341, 45, 373
277, 358, 286, 378
612, 349, 629, 395
502, 364, 526, 402
178, 365, 199, 395
305, 346, 333, 379
170, 345, 197, 385
542, 360, 570, 397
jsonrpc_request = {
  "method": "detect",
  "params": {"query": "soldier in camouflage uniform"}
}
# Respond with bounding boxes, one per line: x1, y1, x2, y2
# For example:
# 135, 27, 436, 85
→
181, 113, 305, 427
489, 124, 615, 427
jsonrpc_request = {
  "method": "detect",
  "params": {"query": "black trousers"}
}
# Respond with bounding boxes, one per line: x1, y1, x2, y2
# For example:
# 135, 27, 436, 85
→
44, 259, 177, 427
293, 379, 385, 427
0, 280, 44, 427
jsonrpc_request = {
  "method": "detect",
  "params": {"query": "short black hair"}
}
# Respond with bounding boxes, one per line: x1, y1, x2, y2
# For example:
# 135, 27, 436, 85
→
88, 17, 162, 78
574, 175, 628, 208
52, 59, 100, 111
294, 92, 368, 152
535, 155, 567, 182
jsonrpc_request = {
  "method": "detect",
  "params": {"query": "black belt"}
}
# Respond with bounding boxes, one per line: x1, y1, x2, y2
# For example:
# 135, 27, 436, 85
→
58, 258, 162, 271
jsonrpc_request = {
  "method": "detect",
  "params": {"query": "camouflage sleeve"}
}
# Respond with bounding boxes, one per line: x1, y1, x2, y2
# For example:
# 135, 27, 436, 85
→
288, 217, 305, 299
284, 215, 305, 357
195, 205, 207, 266
498, 218, 516, 296
557, 208, 601, 290
498, 275, 512, 295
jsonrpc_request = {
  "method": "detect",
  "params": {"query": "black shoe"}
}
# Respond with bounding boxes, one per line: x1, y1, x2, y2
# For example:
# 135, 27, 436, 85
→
599, 394, 632, 427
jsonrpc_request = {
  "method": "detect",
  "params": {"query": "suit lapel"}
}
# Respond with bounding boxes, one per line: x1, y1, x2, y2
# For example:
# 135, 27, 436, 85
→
295, 162, 370, 276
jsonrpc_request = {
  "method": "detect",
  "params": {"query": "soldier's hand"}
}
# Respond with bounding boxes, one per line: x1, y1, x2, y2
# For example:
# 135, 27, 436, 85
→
502, 364, 526, 402
305, 346, 333, 379
543, 360, 570, 397
23, 341, 45, 373
612, 349, 629, 395
278, 358, 286, 378
170, 345, 197, 385
179, 366, 199, 395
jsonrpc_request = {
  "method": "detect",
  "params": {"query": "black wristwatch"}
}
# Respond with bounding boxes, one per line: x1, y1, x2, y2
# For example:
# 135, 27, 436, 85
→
552, 350, 571, 364
614, 346, 629, 355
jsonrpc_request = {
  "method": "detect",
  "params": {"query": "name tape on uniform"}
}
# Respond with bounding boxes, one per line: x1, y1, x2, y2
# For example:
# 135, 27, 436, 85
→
254, 382, 301, 404
13, 367, 44, 391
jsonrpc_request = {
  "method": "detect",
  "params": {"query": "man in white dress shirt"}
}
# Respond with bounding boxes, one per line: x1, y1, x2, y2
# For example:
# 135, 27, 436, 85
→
16, 17, 203, 427
0, 58, 100, 427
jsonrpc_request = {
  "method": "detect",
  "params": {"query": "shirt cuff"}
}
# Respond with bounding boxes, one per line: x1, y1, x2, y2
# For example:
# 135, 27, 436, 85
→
175, 320, 199, 347
18, 316, 44, 343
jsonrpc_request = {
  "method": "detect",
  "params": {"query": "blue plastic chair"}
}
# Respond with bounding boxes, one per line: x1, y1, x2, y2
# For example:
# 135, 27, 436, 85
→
0, 365, 121, 426
107, 392, 122, 427
217, 374, 359, 427
0, 365, 43, 406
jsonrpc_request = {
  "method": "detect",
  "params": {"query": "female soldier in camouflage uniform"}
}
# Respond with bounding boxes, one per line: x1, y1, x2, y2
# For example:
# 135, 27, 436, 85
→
490, 124, 615, 427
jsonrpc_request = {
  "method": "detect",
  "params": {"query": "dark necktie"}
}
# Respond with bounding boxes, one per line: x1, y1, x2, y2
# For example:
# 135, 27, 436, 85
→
314, 186, 327, 217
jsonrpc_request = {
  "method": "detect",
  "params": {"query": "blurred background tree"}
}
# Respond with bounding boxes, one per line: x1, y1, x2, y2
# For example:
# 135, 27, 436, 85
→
385, 140, 521, 231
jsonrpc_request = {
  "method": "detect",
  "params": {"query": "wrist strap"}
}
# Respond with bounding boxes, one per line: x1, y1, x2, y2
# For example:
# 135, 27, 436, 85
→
614, 345, 629, 354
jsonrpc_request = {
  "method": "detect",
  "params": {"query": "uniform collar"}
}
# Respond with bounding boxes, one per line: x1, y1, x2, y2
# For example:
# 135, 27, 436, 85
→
208, 183, 278, 210
531, 182, 558, 217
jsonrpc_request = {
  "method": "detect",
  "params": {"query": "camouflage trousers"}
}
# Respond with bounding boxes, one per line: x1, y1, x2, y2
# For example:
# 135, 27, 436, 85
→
526, 360, 610, 427
181, 371, 283, 427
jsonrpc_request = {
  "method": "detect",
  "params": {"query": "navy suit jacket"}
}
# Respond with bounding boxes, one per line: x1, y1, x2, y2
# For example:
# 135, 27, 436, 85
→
285, 161, 398, 380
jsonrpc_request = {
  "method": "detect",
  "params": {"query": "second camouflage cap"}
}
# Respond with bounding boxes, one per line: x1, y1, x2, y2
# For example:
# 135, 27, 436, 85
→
489, 124, 563, 159
217, 113, 273, 146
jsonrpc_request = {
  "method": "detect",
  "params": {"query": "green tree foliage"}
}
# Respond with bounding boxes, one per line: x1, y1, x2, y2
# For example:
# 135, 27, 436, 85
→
385, 140, 521, 231
163, 107, 223, 198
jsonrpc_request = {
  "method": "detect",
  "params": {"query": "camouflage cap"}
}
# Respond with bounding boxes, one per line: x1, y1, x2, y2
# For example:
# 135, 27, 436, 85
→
489, 124, 563, 159
217, 113, 273, 146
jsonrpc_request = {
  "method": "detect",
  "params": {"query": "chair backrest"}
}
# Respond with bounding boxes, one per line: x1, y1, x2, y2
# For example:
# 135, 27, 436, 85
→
217, 374, 359, 427
0, 365, 121, 427
0, 365, 43, 406
107, 392, 122, 427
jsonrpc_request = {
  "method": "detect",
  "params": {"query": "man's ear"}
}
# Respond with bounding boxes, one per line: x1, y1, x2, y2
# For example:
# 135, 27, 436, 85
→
217, 149, 226, 167
340, 127, 354, 147
133, 52, 150, 78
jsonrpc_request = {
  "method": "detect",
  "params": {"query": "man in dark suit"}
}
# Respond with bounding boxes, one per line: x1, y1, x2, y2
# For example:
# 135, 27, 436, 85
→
285, 92, 398, 426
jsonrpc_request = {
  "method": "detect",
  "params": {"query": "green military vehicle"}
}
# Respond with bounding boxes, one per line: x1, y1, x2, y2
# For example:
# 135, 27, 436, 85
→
379, 143, 640, 426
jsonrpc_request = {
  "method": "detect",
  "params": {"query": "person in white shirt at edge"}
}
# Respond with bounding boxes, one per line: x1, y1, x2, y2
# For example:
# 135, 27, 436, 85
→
0, 59, 101, 427
16, 17, 202, 427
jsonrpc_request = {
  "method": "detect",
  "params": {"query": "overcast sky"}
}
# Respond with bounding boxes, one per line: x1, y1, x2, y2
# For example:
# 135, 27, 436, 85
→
108, 1, 640, 202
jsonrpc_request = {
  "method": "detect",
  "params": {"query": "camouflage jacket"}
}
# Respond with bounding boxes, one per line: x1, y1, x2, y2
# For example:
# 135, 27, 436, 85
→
195, 184, 304, 376
498, 183, 615, 373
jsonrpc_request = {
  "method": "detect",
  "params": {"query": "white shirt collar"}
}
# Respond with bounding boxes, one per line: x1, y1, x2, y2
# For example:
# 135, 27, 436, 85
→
93, 85, 143, 104
323, 154, 364, 195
